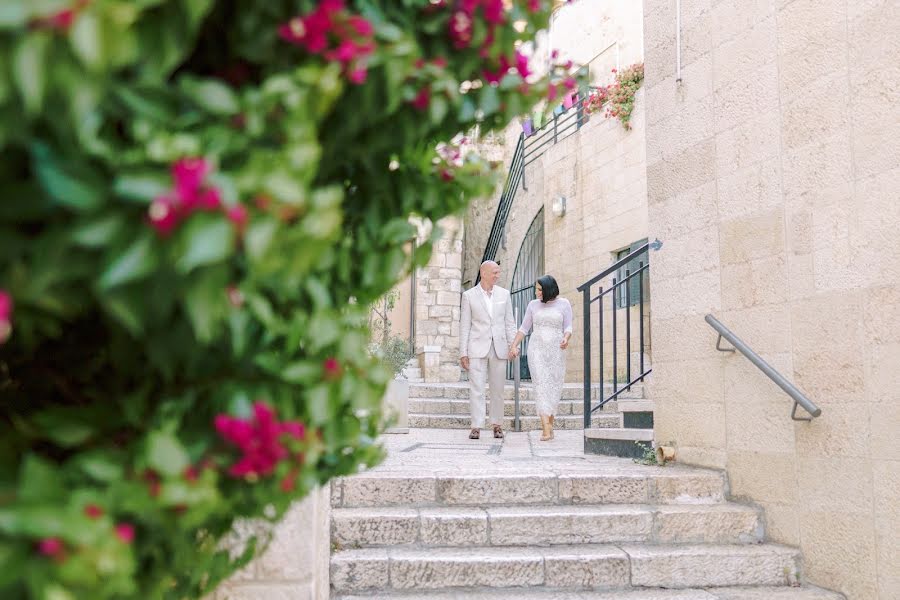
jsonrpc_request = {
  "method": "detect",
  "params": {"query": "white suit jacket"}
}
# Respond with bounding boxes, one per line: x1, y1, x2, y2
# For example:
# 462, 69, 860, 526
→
459, 284, 517, 359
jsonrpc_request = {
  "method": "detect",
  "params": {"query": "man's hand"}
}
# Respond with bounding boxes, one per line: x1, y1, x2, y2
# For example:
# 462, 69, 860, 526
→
508, 346, 520, 360
560, 336, 570, 350
460, 356, 470, 371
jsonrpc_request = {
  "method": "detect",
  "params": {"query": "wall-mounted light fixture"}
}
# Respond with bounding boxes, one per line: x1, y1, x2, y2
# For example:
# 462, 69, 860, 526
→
551, 195, 567, 217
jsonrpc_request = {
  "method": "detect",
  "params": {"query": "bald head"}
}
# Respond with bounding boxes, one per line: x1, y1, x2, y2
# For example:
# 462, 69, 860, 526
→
479, 260, 501, 290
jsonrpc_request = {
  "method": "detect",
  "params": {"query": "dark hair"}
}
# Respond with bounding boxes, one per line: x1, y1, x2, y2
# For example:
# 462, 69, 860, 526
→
536, 275, 560, 303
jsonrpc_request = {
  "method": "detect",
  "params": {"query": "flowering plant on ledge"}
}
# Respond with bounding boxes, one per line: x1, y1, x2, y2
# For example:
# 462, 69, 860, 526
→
0, 1, 567, 598
583, 62, 645, 129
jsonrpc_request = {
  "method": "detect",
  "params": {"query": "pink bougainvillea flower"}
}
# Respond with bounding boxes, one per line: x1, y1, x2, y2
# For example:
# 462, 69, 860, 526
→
347, 14, 373, 36
143, 470, 162, 498
410, 88, 431, 111
30, 0, 90, 31
481, 0, 505, 24
278, 2, 374, 82
183, 465, 200, 483
115, 523, 135, 544
214, 402, 307, 479
528, 0, 542, 12
449, 11, 473, 48
37, 537, 65, 559
515, 51, 531, 79
0, 290, 12, 345
172, 157, 210, 200
432, 57, 448, 68
147, 195, 180, 236
226, 285, 245, 308
323, 357, 342, 380
348, 65, 368, 84
226, 204, 249, 232
84, 504, 103, 519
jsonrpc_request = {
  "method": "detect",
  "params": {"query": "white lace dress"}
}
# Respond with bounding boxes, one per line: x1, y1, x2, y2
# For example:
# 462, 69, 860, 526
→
519, 298, 574, 417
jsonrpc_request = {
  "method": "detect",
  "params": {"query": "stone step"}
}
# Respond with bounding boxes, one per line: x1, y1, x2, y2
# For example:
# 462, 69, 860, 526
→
334, 585, 845, 600
408, 413, 621, 430
331, 503, 762, 549
584, 428, 655, 459
331, 470, 726, 508
407, 398, 616, 416
409, 383, 645, 401
330, 543, 801, 594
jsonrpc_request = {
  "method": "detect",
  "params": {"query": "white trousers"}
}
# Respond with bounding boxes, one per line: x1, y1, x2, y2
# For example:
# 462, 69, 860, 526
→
469, 346, 506, 428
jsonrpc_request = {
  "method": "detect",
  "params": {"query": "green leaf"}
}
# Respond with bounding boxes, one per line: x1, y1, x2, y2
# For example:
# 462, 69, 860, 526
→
71, 451, 124, 482
479, 85, 501, 117
280, 361, 320, 384
31, 144, 106, 212
113, 173, 169, 203
183, 267, 228, 342
145, 431, 189, 478
99, 231, 158, 289
307, 317, 340, 351
70, 11, 105, 70
182, 77, 240, 116
429, 95, 449, 124
176, 215, 234, 274
458, 96, 477, 121
0, 3, 27, 29
71, 214, 126, 247
13, 33, 49, 115
30, 411, 95, 447
19, 455, 64, 503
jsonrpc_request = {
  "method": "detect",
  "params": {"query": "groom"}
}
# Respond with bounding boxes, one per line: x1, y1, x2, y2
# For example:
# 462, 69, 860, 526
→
459, 260, 517, 440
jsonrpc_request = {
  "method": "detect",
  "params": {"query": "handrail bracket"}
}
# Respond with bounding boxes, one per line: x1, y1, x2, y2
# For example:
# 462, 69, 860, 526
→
716, 335, 735, 353
791, 401, 813, 422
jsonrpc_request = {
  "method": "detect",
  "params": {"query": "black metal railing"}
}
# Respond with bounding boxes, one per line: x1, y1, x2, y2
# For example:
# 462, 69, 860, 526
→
522, 91, 587, 167
477, 133, 525, 281
477, 91, 593, 283
577, 240, 660, 426
705, 314, 822, 421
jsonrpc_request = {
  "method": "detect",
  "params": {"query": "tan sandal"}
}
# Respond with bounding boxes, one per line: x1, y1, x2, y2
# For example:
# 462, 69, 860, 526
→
492, 424, 504, 439
539, 415, 552, 441
469, 428, 480, 439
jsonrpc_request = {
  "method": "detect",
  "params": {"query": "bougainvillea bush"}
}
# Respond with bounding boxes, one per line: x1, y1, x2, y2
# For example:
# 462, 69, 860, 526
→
583, 62, 644, 129
0, 1, 573, 598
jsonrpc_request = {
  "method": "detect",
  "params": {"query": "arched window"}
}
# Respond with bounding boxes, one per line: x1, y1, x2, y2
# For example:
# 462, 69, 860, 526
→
508, 208, 544, 380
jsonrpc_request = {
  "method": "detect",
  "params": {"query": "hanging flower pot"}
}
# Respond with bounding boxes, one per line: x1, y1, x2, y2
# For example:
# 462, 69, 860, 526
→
522, 118, 533, 136
562, 91, 575, 110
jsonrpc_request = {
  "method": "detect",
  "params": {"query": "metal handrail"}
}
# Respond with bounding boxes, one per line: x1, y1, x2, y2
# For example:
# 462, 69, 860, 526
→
704, 314, 822, 421
476, 134, 525, 283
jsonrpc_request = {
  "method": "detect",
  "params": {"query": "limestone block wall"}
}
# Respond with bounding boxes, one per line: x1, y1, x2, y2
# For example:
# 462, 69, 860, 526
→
642, 0, 899, 598
217, 487, 330, 600
415, 216, 464, 382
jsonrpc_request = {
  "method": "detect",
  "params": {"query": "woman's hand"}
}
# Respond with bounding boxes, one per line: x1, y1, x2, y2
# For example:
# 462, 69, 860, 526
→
560, 336, 570, 350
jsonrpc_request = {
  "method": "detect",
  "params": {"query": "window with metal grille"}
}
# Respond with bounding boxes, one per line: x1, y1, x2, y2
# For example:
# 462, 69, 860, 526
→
614, 238, 648, 309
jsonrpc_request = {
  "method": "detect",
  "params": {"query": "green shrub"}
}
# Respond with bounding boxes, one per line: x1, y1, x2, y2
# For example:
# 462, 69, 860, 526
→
0, 1, 571, 598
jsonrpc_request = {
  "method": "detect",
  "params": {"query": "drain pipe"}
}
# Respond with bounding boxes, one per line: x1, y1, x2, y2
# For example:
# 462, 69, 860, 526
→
675, 0, 682, 83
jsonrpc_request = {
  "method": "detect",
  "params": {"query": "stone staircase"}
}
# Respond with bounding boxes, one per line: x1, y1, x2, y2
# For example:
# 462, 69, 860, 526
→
329, 462, 844, 599
408, 382, 636, 432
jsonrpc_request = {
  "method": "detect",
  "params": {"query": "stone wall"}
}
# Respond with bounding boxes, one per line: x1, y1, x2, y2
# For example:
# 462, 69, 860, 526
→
642, 0, 899, 598
217, 487, 330, 600
415, 216, 464, 382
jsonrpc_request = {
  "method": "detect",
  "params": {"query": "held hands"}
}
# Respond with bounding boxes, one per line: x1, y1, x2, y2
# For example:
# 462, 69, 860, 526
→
508, 345, 520, 360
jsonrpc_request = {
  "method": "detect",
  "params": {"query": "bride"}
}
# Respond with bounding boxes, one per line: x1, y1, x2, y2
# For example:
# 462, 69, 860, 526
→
508, 275, 573, 441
